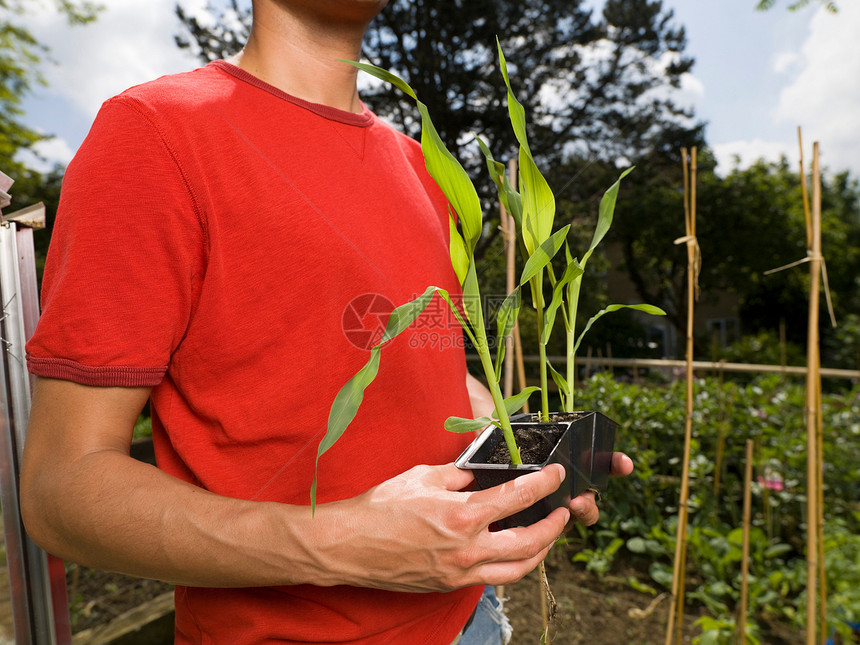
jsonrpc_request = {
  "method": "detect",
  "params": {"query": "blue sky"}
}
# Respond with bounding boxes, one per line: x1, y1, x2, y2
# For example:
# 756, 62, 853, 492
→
17, 0, 860, 178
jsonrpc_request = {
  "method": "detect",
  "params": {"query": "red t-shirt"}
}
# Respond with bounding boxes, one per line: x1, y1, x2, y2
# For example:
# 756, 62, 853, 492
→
26, 61, 481, 644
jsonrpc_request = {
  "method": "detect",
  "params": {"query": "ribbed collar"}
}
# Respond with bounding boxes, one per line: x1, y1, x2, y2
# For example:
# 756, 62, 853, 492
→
211, 60, 375, 128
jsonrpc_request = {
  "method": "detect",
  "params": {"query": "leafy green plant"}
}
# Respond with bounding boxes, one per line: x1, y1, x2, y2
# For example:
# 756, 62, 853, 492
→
571, 536, 625, 579
478, 41, 665, 420
693, 615, 762, 645
568, 372, 860, 641
312, 54, 575, 509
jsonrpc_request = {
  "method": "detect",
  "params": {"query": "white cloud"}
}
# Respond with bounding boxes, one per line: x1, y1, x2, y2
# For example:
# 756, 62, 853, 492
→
28, 0, 201, 122
20, 137, 77, 171
711, 138, 798, 176
774, 2, 860, 176
772, 51, 800, 75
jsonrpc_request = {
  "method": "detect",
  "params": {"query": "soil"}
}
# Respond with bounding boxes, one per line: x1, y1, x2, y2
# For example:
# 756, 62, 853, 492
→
488, 424, 565, 465
503, 543, 805, 645
64, 544, 807, 645
66, 564, 173, 635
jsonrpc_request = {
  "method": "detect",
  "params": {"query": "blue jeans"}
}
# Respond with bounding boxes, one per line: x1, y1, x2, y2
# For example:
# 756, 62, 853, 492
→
455, 586, 512, 645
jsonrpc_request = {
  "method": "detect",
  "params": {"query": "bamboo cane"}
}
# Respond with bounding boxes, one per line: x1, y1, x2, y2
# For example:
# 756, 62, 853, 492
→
666, 146, 698, 645
799, 131, 829, 645
817, 375, 827, 645
739, 439, 755, 644
804, 142, 822, 645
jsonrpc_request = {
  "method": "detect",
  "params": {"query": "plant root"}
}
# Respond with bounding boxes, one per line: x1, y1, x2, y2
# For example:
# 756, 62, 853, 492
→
538, 559, 557, 642
628, 592, 669, 619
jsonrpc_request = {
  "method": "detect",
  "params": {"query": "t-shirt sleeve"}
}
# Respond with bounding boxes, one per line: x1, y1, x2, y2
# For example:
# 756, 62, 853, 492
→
25, 96, 207, 387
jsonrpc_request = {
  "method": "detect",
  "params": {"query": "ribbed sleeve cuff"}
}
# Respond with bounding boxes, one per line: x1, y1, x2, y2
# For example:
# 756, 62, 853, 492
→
26, 355, 167, 387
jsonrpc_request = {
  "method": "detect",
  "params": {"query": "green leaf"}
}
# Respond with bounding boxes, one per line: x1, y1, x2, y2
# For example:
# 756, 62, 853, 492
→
435, 288, 477, 348
312, 347, 382, 511
573, 303, 666, 355
582, 167, 634, 266
341, 60, 417, 100
476, 136, 523, 229
491, 386, 540, 419
497, 41, 554, 253
461, 262, 485, 338
764, 543, 793, 558
445, 387, 539, 435
448, 214, 469, 286
444, 416, 493, 434
494, 287, 522, 379
379, 286, 440, 343
312, 286, 439, 511
476, 136, 509, 207
519, 225, 571, 286
548, 362, 569, 412
542, 255, 584, 345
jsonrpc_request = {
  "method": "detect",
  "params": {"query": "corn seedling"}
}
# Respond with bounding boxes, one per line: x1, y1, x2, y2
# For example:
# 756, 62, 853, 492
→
312, 58, 568, 510
479, 41, 665, 420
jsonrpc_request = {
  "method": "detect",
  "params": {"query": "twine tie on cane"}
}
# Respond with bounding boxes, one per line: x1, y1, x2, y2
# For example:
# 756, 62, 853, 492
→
764, 250, 837, 328
673, 234, 701, 300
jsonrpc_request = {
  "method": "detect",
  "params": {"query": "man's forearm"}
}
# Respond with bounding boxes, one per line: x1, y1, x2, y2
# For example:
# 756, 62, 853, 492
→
23, 448, 344, 588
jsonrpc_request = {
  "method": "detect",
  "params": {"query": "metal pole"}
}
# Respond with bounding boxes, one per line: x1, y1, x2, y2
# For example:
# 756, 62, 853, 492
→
0, 213, 69, 643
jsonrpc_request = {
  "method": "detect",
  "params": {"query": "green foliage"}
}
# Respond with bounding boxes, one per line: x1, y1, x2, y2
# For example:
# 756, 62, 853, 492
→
693, 615, 761, 645
756, 0, 838, 12
718, 330, 805, 369
571, 536, 624, 578
132, 415, 152, 440
610, 156, 860, 359
0, 0, 101, 171
569, 372, 860, 639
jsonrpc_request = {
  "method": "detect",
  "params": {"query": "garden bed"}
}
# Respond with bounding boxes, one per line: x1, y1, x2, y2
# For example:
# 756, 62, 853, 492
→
65, 545, 806, 645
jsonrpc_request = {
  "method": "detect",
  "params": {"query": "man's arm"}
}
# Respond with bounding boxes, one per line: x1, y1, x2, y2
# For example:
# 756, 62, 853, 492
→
466, 372, 496, 419
21, 377, 570, 592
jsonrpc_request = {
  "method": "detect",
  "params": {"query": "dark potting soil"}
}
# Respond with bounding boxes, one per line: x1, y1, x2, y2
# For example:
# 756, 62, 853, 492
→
520, 412, 583, 423
486, 425, 565, 465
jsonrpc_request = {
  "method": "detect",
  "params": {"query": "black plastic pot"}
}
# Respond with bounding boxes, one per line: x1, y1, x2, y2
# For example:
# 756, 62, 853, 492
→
567, 410, 617, 495
456, 411, 617, 528
455, 421, 572, 529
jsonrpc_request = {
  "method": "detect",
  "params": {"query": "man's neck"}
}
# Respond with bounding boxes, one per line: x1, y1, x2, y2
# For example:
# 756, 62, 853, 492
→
232, 1, 383, 113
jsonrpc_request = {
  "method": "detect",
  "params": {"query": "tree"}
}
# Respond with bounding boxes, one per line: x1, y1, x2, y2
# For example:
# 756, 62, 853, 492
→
755, 0, 838, 12
0, 0, 100, 269
608, 155, 860, 359
0, 0, 101, 172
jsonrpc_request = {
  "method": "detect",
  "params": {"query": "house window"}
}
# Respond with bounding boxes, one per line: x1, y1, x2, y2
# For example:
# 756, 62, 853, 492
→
707, 317, 739, 348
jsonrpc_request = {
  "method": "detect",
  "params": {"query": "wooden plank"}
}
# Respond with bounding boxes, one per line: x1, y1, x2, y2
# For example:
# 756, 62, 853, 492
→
71, 591, 175, 645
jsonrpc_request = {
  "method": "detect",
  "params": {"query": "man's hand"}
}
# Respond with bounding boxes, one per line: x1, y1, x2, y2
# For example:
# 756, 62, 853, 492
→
314, 462, 570, 592
567, 452, 634, 527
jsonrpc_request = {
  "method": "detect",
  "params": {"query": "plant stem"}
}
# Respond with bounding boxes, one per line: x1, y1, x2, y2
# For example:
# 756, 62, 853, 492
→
565, 280, 582, 413
538, 340, 549, 421
477, 338, 522, 465
534, 272, 550, 422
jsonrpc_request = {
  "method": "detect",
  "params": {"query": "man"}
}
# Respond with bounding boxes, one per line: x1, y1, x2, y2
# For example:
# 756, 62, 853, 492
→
20, 1, 633, 643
